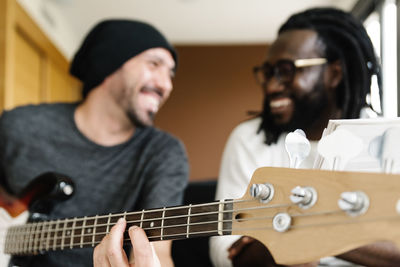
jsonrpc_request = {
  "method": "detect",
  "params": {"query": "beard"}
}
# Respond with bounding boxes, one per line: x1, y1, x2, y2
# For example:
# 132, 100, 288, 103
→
127, 108, 155, 128
124, 85, 161, 128
259, 78, 329, 143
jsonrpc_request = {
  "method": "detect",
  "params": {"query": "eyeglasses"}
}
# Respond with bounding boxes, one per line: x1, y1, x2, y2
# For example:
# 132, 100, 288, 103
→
253, 58, 327, 86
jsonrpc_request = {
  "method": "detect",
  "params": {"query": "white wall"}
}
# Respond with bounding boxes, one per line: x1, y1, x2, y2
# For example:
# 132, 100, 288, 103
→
17, 0, 78, 60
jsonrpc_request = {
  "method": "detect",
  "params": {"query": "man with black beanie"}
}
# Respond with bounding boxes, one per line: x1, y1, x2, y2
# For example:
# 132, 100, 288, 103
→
1, 19, 188, 267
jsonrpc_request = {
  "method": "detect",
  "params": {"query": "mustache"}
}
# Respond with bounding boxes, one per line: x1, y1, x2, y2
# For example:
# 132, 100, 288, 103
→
140, 86, 164, 98
265, 91, 294, 102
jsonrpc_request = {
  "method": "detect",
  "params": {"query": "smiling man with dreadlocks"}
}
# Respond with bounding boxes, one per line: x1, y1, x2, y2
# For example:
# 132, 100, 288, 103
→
210, 7, 400, 267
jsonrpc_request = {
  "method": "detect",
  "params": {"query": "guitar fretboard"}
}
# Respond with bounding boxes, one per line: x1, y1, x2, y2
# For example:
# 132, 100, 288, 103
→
4, 200, 233, 256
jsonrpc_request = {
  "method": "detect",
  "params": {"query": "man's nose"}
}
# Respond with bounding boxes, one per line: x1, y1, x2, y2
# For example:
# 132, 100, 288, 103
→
156, 71, 173, 96
263, 76, 285, 95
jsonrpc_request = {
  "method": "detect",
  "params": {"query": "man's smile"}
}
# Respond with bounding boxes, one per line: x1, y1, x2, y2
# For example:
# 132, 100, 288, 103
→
269, 97, 292, 114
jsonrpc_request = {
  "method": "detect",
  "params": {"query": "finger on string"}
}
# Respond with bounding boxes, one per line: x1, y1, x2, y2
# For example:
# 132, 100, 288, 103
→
106, 218, 130, 267
129, 226, 158, 266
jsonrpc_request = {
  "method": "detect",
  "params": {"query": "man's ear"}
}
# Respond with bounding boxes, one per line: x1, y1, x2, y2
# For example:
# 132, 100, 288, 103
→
325, 60, 343, 90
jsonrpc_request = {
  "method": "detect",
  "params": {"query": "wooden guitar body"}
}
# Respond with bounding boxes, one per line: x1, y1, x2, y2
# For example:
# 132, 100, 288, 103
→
0, 173, 74, 266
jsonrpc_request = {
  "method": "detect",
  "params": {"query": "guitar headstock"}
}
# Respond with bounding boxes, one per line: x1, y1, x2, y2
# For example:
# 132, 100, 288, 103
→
232, 167, 400, 265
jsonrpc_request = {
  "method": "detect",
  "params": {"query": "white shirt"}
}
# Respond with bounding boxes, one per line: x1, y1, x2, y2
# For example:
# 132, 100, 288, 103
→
209, 117, 356, 267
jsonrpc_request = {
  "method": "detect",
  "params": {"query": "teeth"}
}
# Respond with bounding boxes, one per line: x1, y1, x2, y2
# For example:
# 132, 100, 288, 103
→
270, 98, 290, 109
143, 94, 160, 113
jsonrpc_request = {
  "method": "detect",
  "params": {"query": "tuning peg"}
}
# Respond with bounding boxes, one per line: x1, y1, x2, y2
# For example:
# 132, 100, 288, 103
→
338, 191, 369, 216
290, 186, 317, 209
285, 129, 311, 169
272, 212, 292, 232
250, 183, 274, 203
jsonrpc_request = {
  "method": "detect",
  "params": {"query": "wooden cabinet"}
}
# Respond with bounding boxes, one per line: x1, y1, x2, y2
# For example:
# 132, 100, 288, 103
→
0, 0, 81, 111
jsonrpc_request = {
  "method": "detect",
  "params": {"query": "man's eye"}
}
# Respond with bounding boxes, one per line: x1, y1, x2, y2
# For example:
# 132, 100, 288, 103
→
149, 61, 159, 67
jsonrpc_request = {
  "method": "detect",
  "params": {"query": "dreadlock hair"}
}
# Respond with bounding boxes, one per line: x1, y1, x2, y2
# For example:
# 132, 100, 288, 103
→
258, 7, 382, 145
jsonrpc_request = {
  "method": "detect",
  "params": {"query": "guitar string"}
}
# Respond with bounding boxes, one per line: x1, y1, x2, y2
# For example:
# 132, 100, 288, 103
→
0, 199, 291, 236
10, 205, 339, 242
0, 204, 391, 243
5, 213, 400, 253
0, 198, 248, 231
0, 201, 223, 240
2, 204, 293, 247
0, 198, 256, 251
0, 202, 322, 252
2, 207, 390, 252
4, 202, 400, 252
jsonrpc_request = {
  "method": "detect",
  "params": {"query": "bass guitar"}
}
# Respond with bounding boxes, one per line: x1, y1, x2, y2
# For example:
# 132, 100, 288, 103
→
1, 167, 400, 265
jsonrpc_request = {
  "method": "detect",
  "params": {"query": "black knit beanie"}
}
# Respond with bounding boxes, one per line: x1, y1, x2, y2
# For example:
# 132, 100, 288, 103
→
70, 19, 177, 98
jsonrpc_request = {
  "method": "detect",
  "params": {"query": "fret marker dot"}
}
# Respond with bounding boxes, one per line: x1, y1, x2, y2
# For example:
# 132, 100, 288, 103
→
67, 231, 71, 235
87, 229, 92, 233
150, 222, 154, 227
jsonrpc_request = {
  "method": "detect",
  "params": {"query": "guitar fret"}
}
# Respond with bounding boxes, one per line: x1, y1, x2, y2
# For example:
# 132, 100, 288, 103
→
9, 228, 14, 253
37, 222, 43, 252
161, 207, 166, 240
28, 224, 33, 252
24, 224, 29, 253
39, 221, 47, 251
27, 224, 33, 253
29, 223, 36, 254
14, 227, 18, 254
13, 228, 17, 253
140, 209, 144, 228
8, 227, 14, 254
222, 200, 233, 236
61, 220, 67, 250
20, 225, 24, 253
80, 216, 87, 248
38, 222, 43, 252
13, 227, 17, 254
22, 225, 27, 253
46, 221, 53, 251
45, 221, 51, 250
92, 215, 98, 247
17, 224, 23, 254
4, 227, 10, 253
12, 227, 17, 254
20, 224, 27, 254
53, 220, 60, 251
44, 222, 50, 251
14, 226, 20, 254
106, 213, 111, 234
53, 222, 58, 250
10, 227, 16, 254
70, 218, 77, 249
218, 200, 224, 235
34, 222, 42, 252
29, 223, 35, 253
33, 223, 39, 252
186, 204, 192, 238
